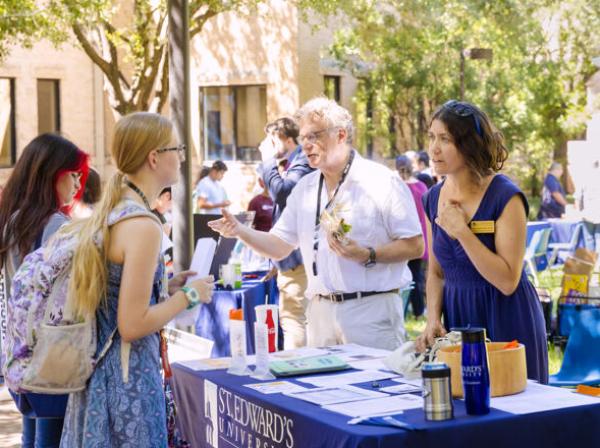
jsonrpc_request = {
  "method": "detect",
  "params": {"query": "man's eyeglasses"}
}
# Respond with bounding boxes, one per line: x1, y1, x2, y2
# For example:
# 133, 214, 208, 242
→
157, 144, 186, 162
442, 100, 483, 138
298, 127, 339, 145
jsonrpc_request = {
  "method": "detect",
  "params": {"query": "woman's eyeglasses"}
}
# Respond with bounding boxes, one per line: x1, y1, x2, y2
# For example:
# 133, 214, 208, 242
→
442, 100, 483, 137
157, 144, 186, 162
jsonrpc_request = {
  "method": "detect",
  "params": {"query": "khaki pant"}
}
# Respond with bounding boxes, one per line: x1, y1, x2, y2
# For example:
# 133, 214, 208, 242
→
277, 264, 308, 349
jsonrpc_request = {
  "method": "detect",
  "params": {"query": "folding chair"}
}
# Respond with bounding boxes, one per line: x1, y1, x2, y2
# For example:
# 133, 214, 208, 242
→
548, 223, 583, 266
524, 227, 552, 286
549, 307, 600, 387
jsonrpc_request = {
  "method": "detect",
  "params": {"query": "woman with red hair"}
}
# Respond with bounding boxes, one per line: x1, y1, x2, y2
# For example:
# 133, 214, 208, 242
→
0, 133, 89, 448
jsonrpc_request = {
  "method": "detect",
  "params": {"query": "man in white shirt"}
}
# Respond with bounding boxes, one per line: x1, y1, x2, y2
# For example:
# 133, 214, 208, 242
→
209, 98, 423, 350
194, 160, 231, 214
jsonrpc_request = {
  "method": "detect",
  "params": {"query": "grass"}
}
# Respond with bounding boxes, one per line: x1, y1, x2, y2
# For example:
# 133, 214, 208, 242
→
404, 266, 566, 376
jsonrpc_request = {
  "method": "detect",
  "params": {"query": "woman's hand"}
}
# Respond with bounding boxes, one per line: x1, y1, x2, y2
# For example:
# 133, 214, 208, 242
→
435, 201, 469, 240
168, 270, 196, 295
327, 234, 370, 264
187, 276, 215, 304
415, 320, 447, 352
207, 209, 242, 238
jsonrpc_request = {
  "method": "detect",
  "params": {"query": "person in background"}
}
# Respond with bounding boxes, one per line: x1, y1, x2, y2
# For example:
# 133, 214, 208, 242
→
416, 100, 548, 384
395, 155, 428, 318
415, 150, 436, 188
211, 98, 423, 350
538, 161, 567, 220
152, 187, 173, 237
194, 160, 230, 214
248, 171, 274, 232
258, 117, 314, 349
72, 167, 101, 219
0, 133, 89, 448
60, 112, 214, 446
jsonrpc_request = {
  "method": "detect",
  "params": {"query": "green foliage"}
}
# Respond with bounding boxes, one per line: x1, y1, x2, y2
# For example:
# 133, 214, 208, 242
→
322, 0, 600, 193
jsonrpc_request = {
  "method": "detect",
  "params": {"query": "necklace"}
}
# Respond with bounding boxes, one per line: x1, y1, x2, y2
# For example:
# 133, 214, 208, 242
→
124, 179, 151, 210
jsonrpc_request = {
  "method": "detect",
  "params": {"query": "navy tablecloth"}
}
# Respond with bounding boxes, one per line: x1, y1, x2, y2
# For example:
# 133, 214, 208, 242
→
171, 363, 600, 448
195, 272, 279, 357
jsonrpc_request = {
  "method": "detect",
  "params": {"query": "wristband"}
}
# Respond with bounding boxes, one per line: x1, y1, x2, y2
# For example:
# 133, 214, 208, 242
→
181, 286, 201, 310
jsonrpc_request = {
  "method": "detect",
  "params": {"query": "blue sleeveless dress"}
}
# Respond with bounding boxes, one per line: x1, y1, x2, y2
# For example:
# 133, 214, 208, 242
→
424, 174, 549, 384
60, 261, 167, 447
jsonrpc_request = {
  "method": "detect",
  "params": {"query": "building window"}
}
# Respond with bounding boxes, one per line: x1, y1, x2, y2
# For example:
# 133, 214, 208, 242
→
324, 75, 341, 102
199, 85, 267, 162
37, 79, 61, 134
0, 78, 16, 168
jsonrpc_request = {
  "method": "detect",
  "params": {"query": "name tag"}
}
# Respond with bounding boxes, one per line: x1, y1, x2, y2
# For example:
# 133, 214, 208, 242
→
470, 220, 495, 234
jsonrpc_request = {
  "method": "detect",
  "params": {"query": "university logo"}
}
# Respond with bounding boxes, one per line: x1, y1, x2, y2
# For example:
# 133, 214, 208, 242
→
204, 379, 219, 447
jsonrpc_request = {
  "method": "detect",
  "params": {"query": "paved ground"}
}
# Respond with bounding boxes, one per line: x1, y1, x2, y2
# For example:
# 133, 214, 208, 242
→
0, 385, 21, 447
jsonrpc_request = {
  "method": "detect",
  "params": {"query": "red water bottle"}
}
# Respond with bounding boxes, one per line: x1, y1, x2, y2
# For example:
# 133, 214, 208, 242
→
265, 309, 276, 353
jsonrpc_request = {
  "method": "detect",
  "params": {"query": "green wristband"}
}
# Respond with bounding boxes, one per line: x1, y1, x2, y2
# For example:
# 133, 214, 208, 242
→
181, 286, 201, 310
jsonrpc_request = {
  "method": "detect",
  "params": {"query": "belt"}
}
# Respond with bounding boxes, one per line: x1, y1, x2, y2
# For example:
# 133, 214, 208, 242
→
318, 289, 398, 303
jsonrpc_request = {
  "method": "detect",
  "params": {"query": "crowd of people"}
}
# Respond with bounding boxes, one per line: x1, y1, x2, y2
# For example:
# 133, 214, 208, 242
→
0, 97, 553, 446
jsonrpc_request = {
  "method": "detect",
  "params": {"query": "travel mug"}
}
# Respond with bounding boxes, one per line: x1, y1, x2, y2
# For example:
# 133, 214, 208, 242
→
422, 362, 454, 421
461, 328, 490, 415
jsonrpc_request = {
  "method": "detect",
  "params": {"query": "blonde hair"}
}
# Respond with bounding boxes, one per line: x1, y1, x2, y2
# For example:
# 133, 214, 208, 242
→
294, 97, 354, 144
68, 112, 173, 318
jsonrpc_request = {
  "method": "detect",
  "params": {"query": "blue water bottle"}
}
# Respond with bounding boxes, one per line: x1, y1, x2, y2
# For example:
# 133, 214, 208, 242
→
460, 328, 490, 415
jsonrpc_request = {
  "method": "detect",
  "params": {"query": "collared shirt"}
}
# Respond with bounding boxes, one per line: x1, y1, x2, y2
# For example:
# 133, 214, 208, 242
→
270, 151, 422, 297
261, 145, 314, 271
194, 176, 228, 215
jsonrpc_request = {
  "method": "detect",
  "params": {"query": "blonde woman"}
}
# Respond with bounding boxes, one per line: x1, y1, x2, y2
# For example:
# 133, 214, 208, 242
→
60, 113, 213, 447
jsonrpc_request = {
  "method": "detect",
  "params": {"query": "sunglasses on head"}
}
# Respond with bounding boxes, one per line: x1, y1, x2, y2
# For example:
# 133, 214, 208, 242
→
442, 100, 483, 138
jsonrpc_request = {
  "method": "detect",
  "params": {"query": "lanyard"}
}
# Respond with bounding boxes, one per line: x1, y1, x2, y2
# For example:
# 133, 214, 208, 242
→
312, 150, 355, 276
124, 179, 152, 210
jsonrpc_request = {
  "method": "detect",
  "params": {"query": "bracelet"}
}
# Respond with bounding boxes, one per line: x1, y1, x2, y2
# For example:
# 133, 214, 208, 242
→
181, 286, 201, 310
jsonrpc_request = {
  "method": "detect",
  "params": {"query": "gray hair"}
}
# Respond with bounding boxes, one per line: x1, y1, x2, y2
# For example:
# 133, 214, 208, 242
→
550, 161, 562, 172
294, 97, 354, 144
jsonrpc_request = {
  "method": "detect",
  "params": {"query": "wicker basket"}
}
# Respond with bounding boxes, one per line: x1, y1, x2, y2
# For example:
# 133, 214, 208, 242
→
437, 342, 527, 398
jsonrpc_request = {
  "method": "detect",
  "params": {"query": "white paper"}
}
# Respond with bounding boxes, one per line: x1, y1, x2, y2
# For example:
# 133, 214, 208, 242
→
296, 370, 398, 388
380, 384, 422, 394
392, 377, 423, 387
323, 394, 424, 417
187, 238, 217, 283
164, 327, 214, 363
348, 358, 389, 371
285, 385, 389, 406
490, 381, 600, 415
244, 381, 308, 395
320, 343, 392, 362
161, 232, 174, 253
270, 347, 330, 360
179, 357, 231, 371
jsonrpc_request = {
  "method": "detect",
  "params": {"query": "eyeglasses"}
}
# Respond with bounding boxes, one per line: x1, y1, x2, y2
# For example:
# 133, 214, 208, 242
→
298, 127, 339, 145
442, 100, 483, 137
157, 144, 186, 162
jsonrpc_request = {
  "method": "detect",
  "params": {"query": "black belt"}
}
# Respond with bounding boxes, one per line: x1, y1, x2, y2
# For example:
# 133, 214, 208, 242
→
318, 289, 398, 303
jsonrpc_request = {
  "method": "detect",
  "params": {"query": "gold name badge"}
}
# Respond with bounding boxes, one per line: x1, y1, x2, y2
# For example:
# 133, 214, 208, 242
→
470, 220, 495, 234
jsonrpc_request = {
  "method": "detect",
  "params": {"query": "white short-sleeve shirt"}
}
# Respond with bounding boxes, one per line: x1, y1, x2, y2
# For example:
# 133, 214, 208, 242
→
194, 177, 228, 215
270, 151, 422, 298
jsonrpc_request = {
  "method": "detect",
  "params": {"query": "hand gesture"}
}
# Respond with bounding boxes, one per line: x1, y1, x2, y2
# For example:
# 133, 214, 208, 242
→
327, 233, 369, 264
435, 201, 469, 240
207, 209, 242, 238
415, 320, 447, 352
168, 270, 196, 295
258, 135, 277, 161
187, 275, 215, 304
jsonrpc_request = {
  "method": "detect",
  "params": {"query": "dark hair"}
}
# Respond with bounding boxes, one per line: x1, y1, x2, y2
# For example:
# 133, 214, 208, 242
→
266, 117, 299, 145
417, 151, 430, 167
82, 167, 101, 205
159, 187, 171, 197
430, 100, 508, 179
395, 155, 413, 173
0, 133, 89, 266
211, 160, 228, 172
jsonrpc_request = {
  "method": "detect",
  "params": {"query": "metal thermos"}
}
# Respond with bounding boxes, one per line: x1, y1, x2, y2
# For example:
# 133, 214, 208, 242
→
422, 362, 454, 421
461, 328, 491, 415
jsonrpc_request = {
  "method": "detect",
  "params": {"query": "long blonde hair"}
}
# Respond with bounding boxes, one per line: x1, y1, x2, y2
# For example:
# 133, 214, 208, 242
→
68, 112, 173, 318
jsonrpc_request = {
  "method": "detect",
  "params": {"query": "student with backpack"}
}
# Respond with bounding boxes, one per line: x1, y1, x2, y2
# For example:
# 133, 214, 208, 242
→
57, 112, 213, 447
0, 133, 90, 448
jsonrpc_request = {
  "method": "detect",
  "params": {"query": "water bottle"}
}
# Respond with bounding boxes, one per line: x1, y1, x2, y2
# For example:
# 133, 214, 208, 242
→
422, 362, 453, 421
460, 328, 490, 415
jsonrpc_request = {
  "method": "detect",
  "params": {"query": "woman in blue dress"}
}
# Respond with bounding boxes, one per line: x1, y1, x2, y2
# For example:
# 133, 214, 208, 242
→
60, 112, 214, 447
416, 100, 548, 384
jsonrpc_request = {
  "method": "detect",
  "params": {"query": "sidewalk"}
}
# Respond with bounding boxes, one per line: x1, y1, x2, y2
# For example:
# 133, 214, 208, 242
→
0, 385, 21, 447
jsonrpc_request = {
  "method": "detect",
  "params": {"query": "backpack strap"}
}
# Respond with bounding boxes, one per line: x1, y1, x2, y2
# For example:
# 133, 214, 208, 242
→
106, 199, 166, 383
